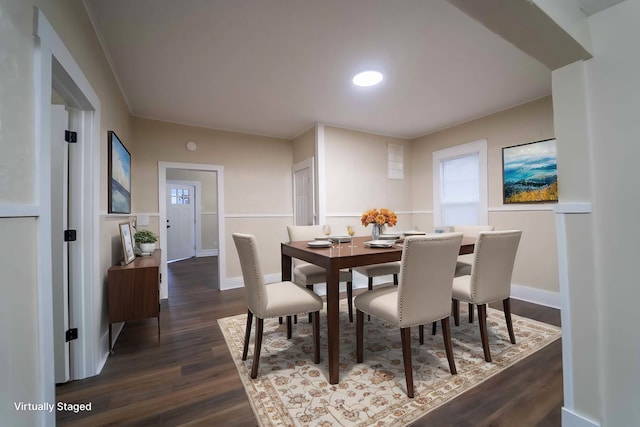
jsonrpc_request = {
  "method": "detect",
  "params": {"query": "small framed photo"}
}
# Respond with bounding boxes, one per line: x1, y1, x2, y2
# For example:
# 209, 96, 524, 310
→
119, 222, 136, 265
502, 138, 558, 204
108, 131, 131, 214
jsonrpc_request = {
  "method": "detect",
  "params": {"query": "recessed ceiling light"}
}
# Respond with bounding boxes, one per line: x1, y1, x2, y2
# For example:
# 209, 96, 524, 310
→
352, 70, 383, 87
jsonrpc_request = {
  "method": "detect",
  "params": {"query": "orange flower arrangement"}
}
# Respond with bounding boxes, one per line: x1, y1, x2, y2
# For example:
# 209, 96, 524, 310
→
361, 208, 398, 227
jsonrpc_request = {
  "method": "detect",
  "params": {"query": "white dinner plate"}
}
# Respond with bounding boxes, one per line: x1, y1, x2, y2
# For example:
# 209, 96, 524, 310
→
307, 240, 332, 248
380, 234, 401, 240
364, 240, 395, 248
403, 231, 426, 236
329, 235, 352, 243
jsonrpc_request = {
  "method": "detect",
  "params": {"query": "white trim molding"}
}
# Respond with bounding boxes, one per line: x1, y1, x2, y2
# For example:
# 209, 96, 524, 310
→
33, 7, 103, 425
511, 285, 561, 309
158, 162, 225, 298
489, 205, 555, 212
0, 204, 41, 217
562, 408, 600, 427
553, 201, 593, 415
225, 213, 292, 219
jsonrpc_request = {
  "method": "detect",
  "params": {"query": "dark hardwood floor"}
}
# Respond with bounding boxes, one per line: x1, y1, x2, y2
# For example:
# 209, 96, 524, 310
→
56, 257, 562, 426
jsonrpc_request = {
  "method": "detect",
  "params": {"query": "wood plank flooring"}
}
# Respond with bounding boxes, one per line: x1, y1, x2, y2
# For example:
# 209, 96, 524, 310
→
56, 257, 562, 426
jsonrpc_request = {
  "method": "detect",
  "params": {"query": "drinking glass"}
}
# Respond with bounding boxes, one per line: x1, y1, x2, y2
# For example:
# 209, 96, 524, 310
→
347, 225, 356, 247
323, 224, 331, 239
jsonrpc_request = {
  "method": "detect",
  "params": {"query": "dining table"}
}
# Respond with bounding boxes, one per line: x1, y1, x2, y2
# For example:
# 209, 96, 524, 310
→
281, 234, 475, 384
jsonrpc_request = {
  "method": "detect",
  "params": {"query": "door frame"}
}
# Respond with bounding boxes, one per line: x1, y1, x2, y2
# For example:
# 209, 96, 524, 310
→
166, 179, 201, 261
34, 8, 102, 423
158, 162, 225, 297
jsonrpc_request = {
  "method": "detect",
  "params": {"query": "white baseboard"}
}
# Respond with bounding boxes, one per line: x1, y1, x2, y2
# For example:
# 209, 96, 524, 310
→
222, 273, 282, 291
562, 407, 600, 427
511, 284, 561, 309
197, 249, 218, 257
222, 276, 561, 310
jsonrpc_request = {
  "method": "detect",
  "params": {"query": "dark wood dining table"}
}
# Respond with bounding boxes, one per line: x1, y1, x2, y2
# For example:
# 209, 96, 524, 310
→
281, 234, 475, 384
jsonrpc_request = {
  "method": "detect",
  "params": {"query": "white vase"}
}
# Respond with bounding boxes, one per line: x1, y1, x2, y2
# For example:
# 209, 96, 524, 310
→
372, 224, 384, 240
139, 243, 155, 255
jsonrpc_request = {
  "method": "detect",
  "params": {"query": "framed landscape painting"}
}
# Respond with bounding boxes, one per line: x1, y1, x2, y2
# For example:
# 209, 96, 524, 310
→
502, 138, 558, 204
108, 131, 131, 214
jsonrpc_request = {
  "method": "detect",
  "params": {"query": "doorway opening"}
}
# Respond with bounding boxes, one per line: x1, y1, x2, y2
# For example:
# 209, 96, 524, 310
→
158, 162, 226, 298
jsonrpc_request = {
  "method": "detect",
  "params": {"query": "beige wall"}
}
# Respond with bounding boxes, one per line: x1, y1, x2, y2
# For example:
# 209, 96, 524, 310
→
292, 126, 316, 165
412, 97, 559, 293
131, 117, 293, 279
323, 126, 413, 235
1, 0, 133, 425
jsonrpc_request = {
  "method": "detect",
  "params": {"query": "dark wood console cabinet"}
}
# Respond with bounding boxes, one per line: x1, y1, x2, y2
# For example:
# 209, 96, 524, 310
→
108, 249, 161, 352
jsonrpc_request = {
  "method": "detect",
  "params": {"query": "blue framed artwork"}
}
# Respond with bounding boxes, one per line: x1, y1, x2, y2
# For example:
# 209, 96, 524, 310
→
108, 131, 131, 214
502, 138, 558, 204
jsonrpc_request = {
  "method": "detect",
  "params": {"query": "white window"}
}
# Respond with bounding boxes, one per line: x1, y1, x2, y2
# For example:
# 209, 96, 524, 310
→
170, 187, 191, 205
433, 140, 487, 227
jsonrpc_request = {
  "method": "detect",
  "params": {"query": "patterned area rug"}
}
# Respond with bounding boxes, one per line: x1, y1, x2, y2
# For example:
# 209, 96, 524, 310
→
218, 300, 561, 427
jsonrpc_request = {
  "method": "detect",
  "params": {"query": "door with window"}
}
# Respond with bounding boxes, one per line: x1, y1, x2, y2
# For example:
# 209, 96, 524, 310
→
433, 140, 488, 227
166, 182, 196, 261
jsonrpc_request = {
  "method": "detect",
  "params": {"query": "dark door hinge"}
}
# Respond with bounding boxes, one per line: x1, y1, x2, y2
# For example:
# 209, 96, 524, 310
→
65, 130, 78, 143
65, 328, 78, 342
64, 230, 77, 242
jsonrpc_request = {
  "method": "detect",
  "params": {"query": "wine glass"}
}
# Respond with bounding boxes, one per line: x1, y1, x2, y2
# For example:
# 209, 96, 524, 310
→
322, 224, 331, 239
347, 225, 356, 247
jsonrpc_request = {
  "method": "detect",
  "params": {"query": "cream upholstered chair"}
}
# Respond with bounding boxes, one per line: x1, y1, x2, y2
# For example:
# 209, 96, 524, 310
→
287, 225, 354, 322
232, 233, 323, 379
452, 225, 495, 276
355, 233, 463, 398
451, 230, 522, 362
353, 261, 400, 321
451, 224, 495, 324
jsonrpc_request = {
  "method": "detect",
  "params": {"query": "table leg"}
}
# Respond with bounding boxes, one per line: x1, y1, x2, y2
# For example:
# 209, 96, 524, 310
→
281, 250, 292, 281
326, 264, 341, 384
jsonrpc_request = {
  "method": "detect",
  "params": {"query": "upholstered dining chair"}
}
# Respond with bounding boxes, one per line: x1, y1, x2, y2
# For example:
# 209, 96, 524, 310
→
353, 261, 400, 321
287, 225, 354, 322
452, 225, 495, 276
451, 224, 495, 324
355, 233, 463, 398
451, 230, 522, 362
232, 233, 323, 379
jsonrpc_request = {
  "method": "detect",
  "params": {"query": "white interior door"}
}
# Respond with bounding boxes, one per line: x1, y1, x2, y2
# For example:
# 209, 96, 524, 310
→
51, 105, 70, 383
293, 159, 314, 225
166, 182, 196, 261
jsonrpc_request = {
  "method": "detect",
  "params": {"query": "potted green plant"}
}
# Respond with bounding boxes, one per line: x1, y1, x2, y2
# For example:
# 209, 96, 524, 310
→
134, 229, 158, 255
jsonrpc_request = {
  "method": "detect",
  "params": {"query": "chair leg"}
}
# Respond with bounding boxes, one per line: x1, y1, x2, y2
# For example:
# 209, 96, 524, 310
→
441, 317, 457, 375
242, 310, 253, 361
432, 321, 437, 335
477, 304, 492, 362
286, 315, 292, 339
400, 327, 414, 398
503, 298, 516, 344
419, 325, 424, 344
250, 318, 264, 379
393, 274, 398, 285
469, 303, 474, 323
278, 317, 283, 324
367, 278, 373, 321
347, 281, 354, 323
452, 299, 460, 326
356, 310, 364, 363
307, 285, 314, 323
312, 311, 320, 363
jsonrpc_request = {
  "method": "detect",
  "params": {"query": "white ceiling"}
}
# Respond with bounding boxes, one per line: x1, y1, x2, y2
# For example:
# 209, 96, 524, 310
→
84, 0, 560, 139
